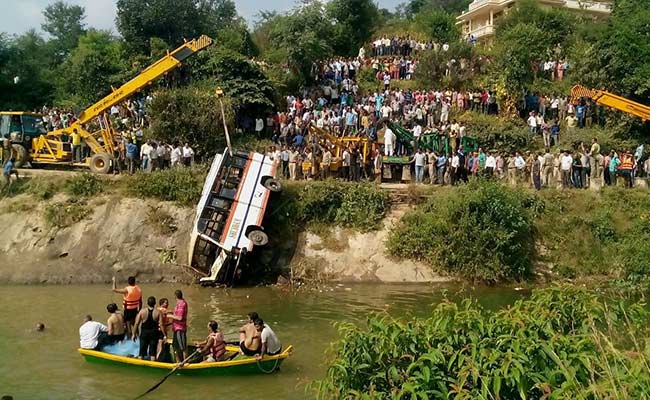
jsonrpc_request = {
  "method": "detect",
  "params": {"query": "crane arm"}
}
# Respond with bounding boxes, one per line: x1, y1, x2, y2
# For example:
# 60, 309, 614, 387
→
570, 85, 650, 122
76, 35, 214, 125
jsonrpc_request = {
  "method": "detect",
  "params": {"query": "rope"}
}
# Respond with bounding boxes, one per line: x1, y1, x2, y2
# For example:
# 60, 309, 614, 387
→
256, 357, 281, 374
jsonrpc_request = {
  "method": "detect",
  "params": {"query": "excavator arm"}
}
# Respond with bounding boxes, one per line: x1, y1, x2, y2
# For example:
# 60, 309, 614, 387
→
570, 85, 650, 122
77, 35, 213, 125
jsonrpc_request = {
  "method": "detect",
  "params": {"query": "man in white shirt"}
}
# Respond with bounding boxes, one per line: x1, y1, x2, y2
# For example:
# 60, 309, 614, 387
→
171, 143, 182, 167
384, 126, 396, 156
485, 152, 496, 177
450, 153, 460, 185
514, 152, 526, 183
254, 319, 282, 358
182, 143, 194, 166
140, 140, 151, 172
412, 122, 422, 150
560, 150, 573, 188
412, 148, 426, 183
528, 112, 538, 134
381, 104, 392, 119
79, 315, 108, 350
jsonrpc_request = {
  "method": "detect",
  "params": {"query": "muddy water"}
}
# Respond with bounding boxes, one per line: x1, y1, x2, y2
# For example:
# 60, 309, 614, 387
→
0, 284, 525, 399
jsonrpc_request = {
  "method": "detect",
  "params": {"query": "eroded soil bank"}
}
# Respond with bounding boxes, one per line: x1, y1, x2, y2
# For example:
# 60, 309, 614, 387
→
0, 193, 446, 284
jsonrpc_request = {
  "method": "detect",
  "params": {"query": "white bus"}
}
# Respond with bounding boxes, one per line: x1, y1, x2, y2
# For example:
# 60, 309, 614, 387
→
188, 148, 281, 285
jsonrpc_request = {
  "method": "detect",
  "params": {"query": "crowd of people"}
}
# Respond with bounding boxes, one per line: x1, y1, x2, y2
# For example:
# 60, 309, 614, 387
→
370, 36, 448, 58
78, 277, 282, 364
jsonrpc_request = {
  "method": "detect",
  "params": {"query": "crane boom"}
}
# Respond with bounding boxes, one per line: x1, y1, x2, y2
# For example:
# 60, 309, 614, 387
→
570, 85, 650, 122
77, 35, 213, 125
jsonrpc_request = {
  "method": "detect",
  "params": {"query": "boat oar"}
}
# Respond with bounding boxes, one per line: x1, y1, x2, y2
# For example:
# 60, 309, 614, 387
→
133, 349, 200, 400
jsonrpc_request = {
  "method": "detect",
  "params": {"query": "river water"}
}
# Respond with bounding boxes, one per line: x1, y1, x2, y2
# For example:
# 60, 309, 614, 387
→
0, 283, 525, 399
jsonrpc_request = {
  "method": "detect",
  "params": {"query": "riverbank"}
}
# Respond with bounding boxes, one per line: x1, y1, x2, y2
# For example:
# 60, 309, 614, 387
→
1, 169, 648, 285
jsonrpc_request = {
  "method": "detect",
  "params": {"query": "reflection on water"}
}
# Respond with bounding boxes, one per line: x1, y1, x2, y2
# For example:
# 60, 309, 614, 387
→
0, 283, 525, 400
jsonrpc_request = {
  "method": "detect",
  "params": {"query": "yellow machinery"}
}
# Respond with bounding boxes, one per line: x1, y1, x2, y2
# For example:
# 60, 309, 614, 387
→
570, 85, 650, 122
3, 35, 213, 172
301, 123, 370, 175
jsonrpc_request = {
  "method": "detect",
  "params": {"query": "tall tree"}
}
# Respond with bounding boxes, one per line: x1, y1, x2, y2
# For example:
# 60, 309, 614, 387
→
0, 30, 54, 110
198, 0, 238, 33
116, 0, 202, 54
401, 0, 471, 18
57, 30, 126, 107
327, 0, 380, 57
414, 10, 459, 43
41, 1, 86, 59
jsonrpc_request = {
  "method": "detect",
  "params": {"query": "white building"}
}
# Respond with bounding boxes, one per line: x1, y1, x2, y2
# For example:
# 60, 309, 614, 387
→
457, 0, 612, 43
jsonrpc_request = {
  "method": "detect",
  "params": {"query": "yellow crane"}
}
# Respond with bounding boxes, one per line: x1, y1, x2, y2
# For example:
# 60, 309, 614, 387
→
1, 35, 213, 172
570, 85, 650, 122
302, 123, 370, 174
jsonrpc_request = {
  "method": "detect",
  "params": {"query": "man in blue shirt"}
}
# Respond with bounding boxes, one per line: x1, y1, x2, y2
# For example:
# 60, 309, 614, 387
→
292, 133, 304, 147
3, 157, 18, 187
125, 138, 138, 174
436, 153, 447, 186
576, 104, 586, 128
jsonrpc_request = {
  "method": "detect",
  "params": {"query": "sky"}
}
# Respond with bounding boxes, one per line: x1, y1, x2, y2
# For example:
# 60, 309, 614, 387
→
0, 0, 402, 36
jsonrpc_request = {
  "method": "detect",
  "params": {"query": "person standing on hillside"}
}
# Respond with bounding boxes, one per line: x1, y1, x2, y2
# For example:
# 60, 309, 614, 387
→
112, 276, 141, 339
169, 289, 188, 363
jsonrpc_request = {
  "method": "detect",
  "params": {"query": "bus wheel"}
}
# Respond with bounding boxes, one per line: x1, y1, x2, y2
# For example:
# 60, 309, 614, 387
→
12, 144, 28, 168
262, 178, 282, 192
247, 230, 268, 246
89, 153, 112, 174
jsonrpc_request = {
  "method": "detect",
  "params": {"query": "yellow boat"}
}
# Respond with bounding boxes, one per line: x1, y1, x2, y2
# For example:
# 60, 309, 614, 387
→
78, 344, 293, 376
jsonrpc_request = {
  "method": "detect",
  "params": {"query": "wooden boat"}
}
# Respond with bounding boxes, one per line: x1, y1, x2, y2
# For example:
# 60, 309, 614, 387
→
78, 344, 293, 376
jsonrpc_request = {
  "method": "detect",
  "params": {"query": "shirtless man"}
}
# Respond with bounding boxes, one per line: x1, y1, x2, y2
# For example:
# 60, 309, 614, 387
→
156, 298, 172, 360
105, 303, 125, 345
238, 312, 261, 356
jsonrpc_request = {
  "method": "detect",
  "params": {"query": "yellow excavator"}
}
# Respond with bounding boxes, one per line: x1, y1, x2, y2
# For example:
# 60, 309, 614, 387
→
0, 35, 213, 172
570, 85, 650, 122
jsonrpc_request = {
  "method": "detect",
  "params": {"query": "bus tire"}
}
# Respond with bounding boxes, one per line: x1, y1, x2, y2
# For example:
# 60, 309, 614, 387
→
247, 229, 269, 246
89, 153, 112, 174
12, 144, 28, 168
262, 177, 282, 192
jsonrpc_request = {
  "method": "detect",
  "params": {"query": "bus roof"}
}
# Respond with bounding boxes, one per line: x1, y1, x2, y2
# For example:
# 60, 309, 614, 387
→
0, 111, 43, 117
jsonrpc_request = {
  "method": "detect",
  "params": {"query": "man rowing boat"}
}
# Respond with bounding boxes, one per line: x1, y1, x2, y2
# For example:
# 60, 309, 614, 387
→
239, 312, 261, 356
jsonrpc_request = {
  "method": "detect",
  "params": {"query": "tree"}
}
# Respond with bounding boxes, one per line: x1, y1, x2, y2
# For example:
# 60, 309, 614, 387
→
198, 0, 238, 33
401, 0, 471, 18
414, 9, 459, 43
488, 0, 577, 115
327, 0, 380, 57
0, 30, 54, 110
116, 0, 202, 54
41, 1, 86, 60
191, 49, 276, 117
148, 86, 234, 157
266, 3, 334, 85
57, 30, 126, 107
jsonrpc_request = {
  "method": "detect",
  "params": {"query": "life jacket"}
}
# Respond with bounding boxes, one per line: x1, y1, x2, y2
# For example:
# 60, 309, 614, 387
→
620, 154, 634, 171
158, 307, 171, 331
209, 332, 226, 359
123, 285, 142, 310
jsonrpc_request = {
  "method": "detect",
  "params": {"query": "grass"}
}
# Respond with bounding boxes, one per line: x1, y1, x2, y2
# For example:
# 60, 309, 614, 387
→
43, 199, 91, 228
145, 205, 178, 235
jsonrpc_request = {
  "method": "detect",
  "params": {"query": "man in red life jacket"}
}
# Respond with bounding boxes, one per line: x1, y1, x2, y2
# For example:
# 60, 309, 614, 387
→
111, 276, 142, 338
195, 320, 226, 362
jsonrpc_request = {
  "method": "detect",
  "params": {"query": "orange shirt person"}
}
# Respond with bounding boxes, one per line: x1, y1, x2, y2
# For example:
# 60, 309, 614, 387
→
111, 276, 142, 338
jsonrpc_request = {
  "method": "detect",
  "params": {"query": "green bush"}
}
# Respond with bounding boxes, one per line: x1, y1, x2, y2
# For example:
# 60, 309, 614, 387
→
64, 173, 104, 197
387, 180, 535, 282
456, 111, 532, 153
312, 285, 650, 399
44, 200, 90, 228
265, 181, 387, 232
123, 166, 207, 206
1, 176, 63, 200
